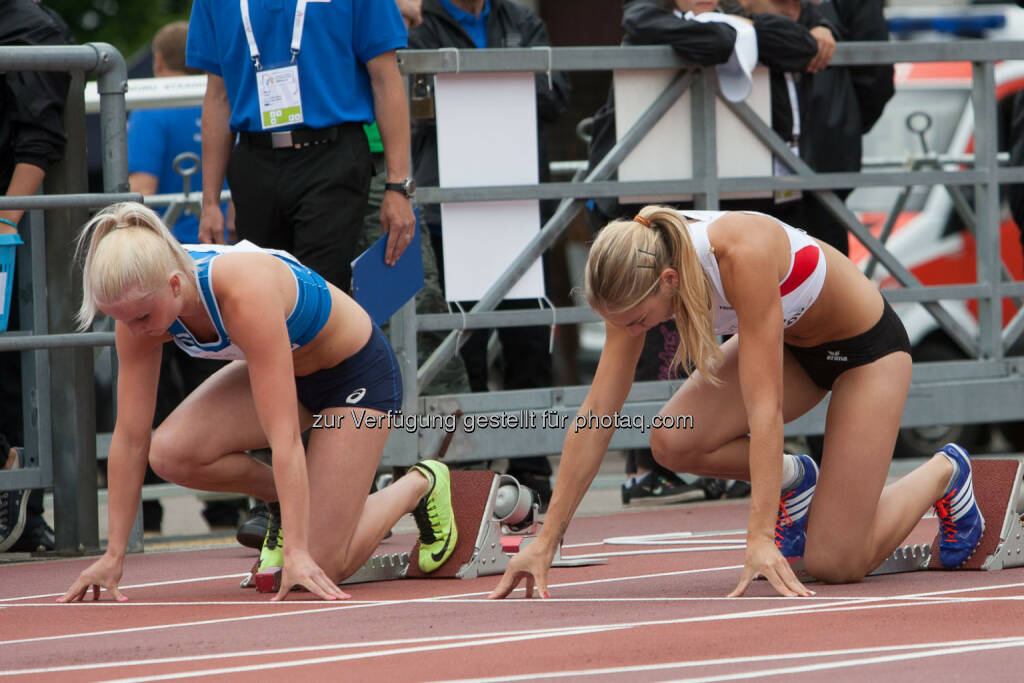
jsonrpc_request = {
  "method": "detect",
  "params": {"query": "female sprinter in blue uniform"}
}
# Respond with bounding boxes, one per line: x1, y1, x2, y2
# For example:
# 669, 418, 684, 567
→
58, 202, 456, 602
490, 206, 985, 599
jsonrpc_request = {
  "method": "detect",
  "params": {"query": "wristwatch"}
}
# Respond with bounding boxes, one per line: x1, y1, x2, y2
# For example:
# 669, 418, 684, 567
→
384, 177, 416, 199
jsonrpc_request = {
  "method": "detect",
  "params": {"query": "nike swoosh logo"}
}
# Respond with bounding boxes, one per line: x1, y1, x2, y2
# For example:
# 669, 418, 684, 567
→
431, 522, 454, 562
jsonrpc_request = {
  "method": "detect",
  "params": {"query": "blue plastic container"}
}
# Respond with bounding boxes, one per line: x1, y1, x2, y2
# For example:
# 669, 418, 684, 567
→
0, 232, 23, 333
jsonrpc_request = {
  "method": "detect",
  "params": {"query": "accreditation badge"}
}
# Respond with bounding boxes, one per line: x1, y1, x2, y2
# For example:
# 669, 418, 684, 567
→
773, 141, 803, 204
256, 64, 304, 130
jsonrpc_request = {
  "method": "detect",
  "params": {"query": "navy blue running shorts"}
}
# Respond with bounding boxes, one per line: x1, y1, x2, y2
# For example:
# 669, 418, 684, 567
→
295, 324, 402, 414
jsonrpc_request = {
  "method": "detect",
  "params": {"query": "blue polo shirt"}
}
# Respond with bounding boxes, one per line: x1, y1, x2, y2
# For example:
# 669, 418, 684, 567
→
127, 106, 229, 243
186, 0, 407, 132
440, 0, 490, 48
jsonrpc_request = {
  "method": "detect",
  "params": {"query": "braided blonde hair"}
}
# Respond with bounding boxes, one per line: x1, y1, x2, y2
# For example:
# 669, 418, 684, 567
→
585, 205, 723, 383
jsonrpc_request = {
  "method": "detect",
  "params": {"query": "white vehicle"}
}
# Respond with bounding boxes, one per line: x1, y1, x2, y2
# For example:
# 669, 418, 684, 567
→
847, 8, 1024, 457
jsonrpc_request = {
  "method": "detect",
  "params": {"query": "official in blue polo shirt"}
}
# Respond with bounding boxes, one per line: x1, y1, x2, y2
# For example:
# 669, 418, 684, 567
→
186, 0, 417, 292
127, 22, 230, 245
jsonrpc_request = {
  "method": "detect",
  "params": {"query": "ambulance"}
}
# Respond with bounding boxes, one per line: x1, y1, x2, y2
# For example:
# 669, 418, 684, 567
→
847, 4, 1024, 456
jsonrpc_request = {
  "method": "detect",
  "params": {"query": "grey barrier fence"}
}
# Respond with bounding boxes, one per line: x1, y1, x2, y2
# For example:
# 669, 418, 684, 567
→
1, 40, 1023, 553
0, 43, 131, 554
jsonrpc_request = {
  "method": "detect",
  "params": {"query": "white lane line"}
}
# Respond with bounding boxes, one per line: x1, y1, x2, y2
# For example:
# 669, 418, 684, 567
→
101, 626, 632, 683
97, 596, 1024, 681
0, 573, 250, 603
6, 581, 1023, 677
0, 565, 744, 647
669, 638, 1024, 683
0, 624, 624, 678
430, 635, 1024, 683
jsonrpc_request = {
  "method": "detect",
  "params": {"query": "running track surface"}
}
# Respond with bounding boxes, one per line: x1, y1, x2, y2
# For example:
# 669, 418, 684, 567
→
2, 501, 1023, 682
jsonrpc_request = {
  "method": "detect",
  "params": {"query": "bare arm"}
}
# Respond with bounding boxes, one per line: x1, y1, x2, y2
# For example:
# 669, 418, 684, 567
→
713, 214, 811, 598
215, 257, 348, 601
366, 50, 416, 266
199, 74, 232, 244
490, 323, 644, 598
0, 163, 46, 232
128, 172, 159, 197
59, 326, 162, 602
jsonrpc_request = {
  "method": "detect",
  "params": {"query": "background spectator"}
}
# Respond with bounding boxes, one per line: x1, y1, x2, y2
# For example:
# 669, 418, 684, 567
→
186, 0, 416, 285
0, 0, 73, 552
409, 0, 572, 508
588, 0, 824, 504
1009, 89, 1024, 251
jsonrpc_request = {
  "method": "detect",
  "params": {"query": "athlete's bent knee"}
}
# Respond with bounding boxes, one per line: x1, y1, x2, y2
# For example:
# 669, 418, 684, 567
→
802, 549, 868, 585
649, 428, 701, 471
148, 427, 200, 484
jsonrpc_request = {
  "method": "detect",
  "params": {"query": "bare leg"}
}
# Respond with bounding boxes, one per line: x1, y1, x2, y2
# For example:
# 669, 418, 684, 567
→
651, 336, 828, 478
149, 361, 298, 501
304, 408, 430, 581
803, 350, 954, 582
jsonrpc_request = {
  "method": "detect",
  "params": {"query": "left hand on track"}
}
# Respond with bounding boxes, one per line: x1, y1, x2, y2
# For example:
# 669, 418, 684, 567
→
272, 550, 351, 602
728, 535, 814, 598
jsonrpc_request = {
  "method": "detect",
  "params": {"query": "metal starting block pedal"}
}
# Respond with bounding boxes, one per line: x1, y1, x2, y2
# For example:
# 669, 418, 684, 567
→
251, 470, 604, 592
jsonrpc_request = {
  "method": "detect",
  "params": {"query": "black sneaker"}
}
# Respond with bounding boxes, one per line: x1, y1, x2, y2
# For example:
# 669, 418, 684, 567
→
0, 447, 30, 553
236, 502, 270, 550
622, 471, 704, 506
10, 513, 55, 552
725, 480, 751, 499
695, 477, 728, 500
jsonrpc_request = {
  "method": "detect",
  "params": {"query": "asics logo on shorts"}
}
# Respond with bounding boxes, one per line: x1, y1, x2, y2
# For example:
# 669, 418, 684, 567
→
346, 387, 367, 404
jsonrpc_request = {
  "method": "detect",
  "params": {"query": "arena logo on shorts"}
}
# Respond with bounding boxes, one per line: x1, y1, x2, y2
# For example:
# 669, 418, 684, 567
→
346, 387, 367, 404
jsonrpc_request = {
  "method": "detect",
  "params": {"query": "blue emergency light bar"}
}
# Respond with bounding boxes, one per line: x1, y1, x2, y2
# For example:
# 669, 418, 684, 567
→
888, 14, 1007, 37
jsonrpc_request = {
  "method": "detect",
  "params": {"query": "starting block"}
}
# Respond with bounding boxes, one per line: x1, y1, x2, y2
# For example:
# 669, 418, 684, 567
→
882, 457, 1024, 574
790, 458, 1024, 580
249, 470, 604, 593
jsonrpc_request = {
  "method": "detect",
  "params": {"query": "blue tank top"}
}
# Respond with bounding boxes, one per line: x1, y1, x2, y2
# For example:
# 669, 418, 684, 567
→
167, 241, 332, 360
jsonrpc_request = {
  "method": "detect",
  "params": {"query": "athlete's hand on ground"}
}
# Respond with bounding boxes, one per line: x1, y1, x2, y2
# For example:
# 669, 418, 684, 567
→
380, 192, 416, 266
728, 536, 814, 598
488, 541, 555, 599
272, 550, 351, 602
57, 554, 127, 603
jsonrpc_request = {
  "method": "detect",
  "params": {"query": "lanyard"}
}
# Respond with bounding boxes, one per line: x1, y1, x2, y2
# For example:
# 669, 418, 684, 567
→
240, 0, 308, 70
784, 72, 801, 144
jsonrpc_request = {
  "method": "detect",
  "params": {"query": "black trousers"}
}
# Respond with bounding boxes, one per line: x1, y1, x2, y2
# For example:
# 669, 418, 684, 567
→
228, 123, 373, 294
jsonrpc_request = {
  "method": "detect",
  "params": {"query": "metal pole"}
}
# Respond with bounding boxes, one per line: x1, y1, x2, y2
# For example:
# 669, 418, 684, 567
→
417, 71, 695, 389
91, 42, 129, 194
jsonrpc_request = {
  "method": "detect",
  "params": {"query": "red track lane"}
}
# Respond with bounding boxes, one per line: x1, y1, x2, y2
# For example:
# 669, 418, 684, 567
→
2, 501, 1023, 682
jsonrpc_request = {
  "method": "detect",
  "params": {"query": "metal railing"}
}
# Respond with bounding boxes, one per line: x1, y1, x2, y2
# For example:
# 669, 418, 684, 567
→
0, 43, 132, 554
1, 40, 1023, 553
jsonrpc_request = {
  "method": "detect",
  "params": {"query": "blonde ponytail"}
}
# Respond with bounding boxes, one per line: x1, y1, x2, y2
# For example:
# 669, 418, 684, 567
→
75, 202, 193, 330
585, 205, 724, 383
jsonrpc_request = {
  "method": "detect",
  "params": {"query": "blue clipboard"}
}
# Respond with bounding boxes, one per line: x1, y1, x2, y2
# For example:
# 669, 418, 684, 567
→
351, 228, 425, 326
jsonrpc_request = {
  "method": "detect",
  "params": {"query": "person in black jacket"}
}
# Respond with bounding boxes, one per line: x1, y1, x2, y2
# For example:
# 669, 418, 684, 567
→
797, 0, 894, 257
0, 0, 73, 552
409, 0, 571, 509
588, 0, 828, 505
1008, 90, 1024, 254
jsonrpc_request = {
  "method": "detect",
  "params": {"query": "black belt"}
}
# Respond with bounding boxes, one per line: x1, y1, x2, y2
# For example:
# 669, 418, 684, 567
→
238, 123, 359, 150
